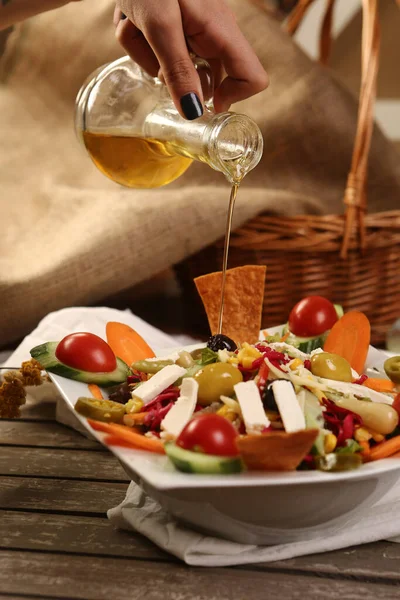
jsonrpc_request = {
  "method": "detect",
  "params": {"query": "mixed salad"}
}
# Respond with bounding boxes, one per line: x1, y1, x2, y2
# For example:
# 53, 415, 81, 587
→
28, 295, 400, 474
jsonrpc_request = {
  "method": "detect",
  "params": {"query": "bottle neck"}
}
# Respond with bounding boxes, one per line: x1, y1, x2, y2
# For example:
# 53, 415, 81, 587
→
144, 107, 263, 184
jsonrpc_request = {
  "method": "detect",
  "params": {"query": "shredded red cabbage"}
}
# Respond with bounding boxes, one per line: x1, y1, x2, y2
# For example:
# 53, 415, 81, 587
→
144, 401, 174, 430
353, 374, 368, 386
300, 454, 316, 469
255, 345, 290, 363
322, 398, 363, 446
127, 375, 141, 384
261, 425, 273, 433
144, 386, 180, 411
304, 359, 312, 371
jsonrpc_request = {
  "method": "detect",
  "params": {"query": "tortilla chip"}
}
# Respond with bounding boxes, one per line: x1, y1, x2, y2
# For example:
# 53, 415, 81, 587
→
236, 429, 319, 471
194, 265, 266, 344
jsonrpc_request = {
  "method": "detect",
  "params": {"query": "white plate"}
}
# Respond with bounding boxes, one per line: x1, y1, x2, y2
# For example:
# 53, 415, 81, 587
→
50, 327, 400, 544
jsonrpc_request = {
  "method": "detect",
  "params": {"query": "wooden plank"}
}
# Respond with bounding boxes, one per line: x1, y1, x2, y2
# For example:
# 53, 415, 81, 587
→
0, 477, 127, 513
0, 420, 100, 450
2, 510, 400, 581
251, 541, 400, 582
0, 551, 399, 600
0, 511, 168, 560
0, 447, 130, 481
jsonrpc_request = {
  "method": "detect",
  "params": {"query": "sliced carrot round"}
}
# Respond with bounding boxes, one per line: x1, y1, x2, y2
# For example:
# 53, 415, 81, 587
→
323, 311, 371, 374
106, 321, 155, 365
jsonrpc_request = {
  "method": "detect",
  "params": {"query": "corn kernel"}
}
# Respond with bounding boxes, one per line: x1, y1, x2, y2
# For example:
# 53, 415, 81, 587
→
324, 433, 337, 453
290, 358, 303, 371
125, 397, 144, 414
217, 405, 229, 417
242, 343, 261, 358
242, 356, 256, 369
354, 426, 372, 442
228, 356, 239, 365
216, 405, 236, 421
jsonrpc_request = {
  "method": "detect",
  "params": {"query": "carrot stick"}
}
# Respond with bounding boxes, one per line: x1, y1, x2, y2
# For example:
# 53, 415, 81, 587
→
104, 434, 143, 447
280, 332, 290, 343
123, 412, 148, 426
362, 378, 396, 394
369, 436, 400, 461
88, 384, 104, 400
358, 440, 371, 461
323, 311, 371, 374
87, 419, 165, 454
106, 322, 155, 365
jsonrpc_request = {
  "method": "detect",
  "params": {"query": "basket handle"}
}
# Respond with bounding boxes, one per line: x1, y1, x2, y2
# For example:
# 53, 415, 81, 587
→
286, 0, 381, 258
250, 0, 382, 258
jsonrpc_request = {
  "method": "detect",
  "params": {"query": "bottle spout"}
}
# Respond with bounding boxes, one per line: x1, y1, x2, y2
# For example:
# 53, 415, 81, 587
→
206, 113, 264, 184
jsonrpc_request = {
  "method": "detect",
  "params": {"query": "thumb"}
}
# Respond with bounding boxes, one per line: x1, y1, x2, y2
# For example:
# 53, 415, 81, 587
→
144, 19, 204, 120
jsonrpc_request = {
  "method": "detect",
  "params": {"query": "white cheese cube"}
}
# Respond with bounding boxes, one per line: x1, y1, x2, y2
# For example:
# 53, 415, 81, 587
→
132, 364, 186, 406
271, 380, 306, 433
160, 378, 198, 438
234, 380, 270, 435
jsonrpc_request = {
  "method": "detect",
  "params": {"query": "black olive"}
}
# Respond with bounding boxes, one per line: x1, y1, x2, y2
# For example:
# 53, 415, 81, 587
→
107, 382, 132, 405
262, 382, 278, 411
207, 334, 237, 352
262, 379, 296, 411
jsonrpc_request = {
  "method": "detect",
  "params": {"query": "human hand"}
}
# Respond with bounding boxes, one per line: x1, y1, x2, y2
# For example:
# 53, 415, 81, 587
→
114, 0, 269, 120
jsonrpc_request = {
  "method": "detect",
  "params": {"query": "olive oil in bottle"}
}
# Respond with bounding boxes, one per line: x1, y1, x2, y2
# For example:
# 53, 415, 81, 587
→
82, 131, 192, 189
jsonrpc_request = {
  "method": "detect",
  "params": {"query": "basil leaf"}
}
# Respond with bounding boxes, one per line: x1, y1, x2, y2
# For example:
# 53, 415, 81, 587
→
198, 347, 218, 366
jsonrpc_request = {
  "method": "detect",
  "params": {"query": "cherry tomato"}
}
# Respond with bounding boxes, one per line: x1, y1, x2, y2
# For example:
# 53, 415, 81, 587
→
55, 333, 117, 373
288, 296, 338, 337
177, 414, 239, 457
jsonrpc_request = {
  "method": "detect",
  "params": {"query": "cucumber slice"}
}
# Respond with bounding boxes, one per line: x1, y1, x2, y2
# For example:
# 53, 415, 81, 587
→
334, 304, 344, 319
165, 443, 243, 474
30, 342, 130, 386
286, 334, 326, 354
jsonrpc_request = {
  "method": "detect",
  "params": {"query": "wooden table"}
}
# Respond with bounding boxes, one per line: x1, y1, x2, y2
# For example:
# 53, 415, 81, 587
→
1, 359, 400, 599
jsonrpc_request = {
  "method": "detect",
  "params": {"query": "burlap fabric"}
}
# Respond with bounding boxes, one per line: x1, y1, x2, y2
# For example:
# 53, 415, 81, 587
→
0, 0, 399, 347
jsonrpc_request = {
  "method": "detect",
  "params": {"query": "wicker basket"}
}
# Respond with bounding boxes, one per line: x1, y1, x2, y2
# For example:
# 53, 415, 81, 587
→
175, 0, 400, 346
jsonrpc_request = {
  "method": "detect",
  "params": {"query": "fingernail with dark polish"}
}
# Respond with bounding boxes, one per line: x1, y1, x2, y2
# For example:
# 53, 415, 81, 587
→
120, 13, 127, 20
180, 93, 203, 120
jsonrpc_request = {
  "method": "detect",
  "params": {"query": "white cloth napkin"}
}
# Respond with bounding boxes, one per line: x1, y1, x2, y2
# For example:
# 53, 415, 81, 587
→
108, 480, 400, 566
3, 306, 400, 566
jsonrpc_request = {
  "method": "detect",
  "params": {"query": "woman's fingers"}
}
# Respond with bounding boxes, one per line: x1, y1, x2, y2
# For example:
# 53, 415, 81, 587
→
116, 0, 204, 119
181, 1, 269, 112
141, 12, 205, 119
115, 15, 160, 78
212, 35, 269, 113
114, 0, 268, 118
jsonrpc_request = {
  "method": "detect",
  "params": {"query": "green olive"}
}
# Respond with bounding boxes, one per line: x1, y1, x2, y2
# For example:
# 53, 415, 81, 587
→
384, 356, 400, 384
194, 362, 243, 406
310, 352, 353, 382
176, 350, 195, 369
